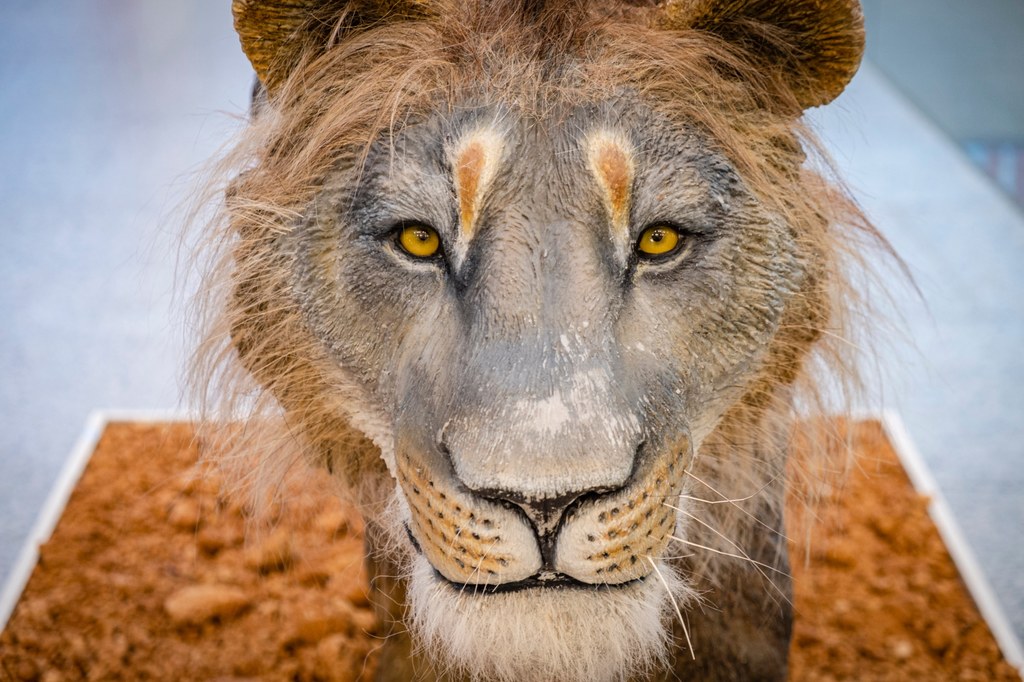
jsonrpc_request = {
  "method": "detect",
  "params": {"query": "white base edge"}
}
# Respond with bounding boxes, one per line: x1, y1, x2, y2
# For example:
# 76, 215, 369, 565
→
880, 410, 1024, 677
0, 409, 192, 632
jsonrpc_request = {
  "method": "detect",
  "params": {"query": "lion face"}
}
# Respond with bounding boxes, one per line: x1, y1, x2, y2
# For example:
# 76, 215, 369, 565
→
269, 97, 808, 677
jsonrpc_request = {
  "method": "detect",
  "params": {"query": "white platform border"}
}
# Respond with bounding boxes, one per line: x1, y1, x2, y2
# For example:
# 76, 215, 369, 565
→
879, 410, 1024, 675
1, 409, 1022, 677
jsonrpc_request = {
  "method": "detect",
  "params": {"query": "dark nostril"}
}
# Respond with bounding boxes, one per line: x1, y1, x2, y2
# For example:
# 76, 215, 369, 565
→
470, 485, 610, 540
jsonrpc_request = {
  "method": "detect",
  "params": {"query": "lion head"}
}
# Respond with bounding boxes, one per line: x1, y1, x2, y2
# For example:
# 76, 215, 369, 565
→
193, 1, 874, 679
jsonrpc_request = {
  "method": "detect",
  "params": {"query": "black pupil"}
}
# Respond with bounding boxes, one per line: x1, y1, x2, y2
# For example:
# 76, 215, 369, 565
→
414, 229, 430, 242
650, 229, 665, 243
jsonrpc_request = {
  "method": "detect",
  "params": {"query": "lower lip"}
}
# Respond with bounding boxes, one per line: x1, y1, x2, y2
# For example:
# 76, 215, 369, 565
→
432, 568, 646, 594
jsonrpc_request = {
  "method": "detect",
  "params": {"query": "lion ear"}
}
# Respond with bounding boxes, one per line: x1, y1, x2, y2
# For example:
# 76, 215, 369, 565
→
659, 0, 865, 109
232, 0, 430, 94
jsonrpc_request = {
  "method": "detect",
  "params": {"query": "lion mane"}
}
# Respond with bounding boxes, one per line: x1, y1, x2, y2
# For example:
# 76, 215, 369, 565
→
188, 1, 887, 680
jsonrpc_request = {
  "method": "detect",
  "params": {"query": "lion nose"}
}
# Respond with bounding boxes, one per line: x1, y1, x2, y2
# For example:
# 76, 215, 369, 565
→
439, 405, 641, 514
467, 484, 614, 539
443, 431, 644, 542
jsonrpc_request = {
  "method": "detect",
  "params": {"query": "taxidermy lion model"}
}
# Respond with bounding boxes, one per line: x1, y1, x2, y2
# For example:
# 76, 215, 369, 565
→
193, 0, 879, 679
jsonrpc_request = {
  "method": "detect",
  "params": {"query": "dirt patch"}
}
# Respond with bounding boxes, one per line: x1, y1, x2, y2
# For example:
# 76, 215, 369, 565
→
0, 423, 377, 681
1, 421, 1019, 680
788, 421, 1020, 681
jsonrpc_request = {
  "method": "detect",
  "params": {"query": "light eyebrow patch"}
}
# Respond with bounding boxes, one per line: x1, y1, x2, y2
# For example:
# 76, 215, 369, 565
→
586, 132, 635, 236
452, 130, 504, 241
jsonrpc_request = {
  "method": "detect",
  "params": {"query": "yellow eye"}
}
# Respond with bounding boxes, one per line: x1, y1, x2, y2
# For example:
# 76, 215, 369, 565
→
636, 225, 681, 257
398, 224, 441, 258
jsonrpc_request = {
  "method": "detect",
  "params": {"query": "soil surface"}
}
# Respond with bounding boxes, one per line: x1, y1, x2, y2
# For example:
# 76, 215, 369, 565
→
1, 421, 1019, 681
787, 421, 1020, 681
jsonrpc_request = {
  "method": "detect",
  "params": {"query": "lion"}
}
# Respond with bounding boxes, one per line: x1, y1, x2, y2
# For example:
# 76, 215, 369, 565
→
190, 0, 881, 679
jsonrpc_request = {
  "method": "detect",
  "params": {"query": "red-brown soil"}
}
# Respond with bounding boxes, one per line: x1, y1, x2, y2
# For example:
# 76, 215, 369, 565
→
0, 421, 1019, 681
787, 421, 1020, 681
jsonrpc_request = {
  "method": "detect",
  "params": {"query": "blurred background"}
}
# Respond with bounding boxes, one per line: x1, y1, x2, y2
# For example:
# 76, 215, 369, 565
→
1, 0, 1022, 653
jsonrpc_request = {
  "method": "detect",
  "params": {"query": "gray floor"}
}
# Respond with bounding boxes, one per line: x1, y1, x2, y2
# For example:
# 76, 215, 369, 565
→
2, 0, 1023, 650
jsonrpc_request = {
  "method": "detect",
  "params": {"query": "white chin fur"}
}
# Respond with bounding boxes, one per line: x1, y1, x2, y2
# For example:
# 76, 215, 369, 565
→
406, 555, 694, 682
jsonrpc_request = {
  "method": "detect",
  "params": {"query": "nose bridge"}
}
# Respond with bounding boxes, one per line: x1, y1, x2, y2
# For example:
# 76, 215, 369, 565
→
442, 161, 641, 528
472, 208, 609, 336
447, 186, 642, 489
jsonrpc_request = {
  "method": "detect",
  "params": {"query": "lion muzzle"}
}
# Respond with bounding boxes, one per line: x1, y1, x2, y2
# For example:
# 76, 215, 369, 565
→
395, 420, 690, 589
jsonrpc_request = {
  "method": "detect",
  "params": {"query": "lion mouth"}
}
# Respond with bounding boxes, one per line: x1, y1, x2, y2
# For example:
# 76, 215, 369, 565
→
406, 523, 647, 593
399, 431, 688, 588
431, 568, 647, 594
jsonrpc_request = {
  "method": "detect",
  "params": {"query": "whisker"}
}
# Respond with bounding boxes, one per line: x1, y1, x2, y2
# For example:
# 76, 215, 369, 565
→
667, 534, 789, 578
679, 488, 766, 505
647, 557, 695, 661
367, 574, 406, 609
666, 501, 793, 608
682, 469, 789, 541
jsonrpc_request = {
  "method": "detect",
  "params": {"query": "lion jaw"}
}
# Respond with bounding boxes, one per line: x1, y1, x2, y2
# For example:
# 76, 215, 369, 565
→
404, 554, 694, 682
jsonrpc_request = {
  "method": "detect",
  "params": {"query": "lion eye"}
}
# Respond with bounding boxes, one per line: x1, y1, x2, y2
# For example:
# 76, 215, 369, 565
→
397, 224, 441, 258
636, 225, 681, 258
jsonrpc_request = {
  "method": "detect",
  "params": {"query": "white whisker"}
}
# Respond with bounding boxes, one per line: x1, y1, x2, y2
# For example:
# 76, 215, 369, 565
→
666, 500, 792, 608
667, 534, 788, 577
668, 501, 792, 588
679, 488, 764, 505
682, 469, 789, 541
647, 557, 695, 661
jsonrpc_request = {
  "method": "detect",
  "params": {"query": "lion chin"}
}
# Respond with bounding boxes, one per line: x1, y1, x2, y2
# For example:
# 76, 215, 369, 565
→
405, 555, 694, 682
